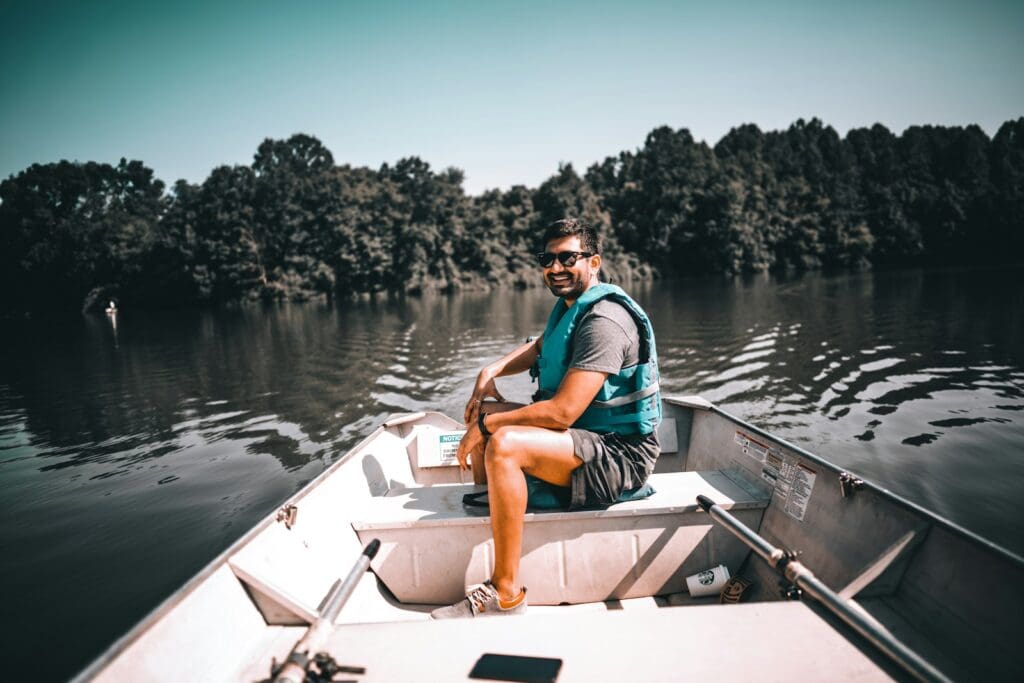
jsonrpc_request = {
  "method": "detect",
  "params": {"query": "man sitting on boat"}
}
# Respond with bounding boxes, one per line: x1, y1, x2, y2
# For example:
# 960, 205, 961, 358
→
431, 218, 661, 618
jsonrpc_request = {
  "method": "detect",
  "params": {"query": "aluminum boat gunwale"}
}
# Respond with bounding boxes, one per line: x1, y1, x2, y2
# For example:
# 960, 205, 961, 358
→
701, 400, 1024, 567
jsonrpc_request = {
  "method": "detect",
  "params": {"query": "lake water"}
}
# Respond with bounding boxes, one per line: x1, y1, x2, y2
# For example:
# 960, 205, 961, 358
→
2, 266, 1023, 680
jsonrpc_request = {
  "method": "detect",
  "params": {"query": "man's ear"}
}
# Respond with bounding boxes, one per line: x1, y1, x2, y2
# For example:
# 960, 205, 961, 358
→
590, 254, 602, 273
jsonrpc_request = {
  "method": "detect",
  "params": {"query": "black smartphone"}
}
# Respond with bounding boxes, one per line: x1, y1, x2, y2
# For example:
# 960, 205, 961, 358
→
468, 653, 563, 683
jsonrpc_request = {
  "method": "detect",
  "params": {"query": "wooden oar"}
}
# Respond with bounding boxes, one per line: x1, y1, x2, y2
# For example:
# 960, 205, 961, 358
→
273, 539, 381, 683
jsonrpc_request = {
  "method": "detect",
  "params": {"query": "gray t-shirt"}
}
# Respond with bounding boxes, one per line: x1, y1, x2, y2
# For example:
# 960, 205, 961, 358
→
560, 298, 660, 508
569, 299, 641, 373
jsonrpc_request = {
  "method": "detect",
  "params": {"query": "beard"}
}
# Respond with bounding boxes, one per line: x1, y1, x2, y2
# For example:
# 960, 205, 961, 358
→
546, 272, 587, 299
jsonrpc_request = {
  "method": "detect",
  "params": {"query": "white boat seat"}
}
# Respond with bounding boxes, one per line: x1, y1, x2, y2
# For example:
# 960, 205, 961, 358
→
352, 470, 771, 605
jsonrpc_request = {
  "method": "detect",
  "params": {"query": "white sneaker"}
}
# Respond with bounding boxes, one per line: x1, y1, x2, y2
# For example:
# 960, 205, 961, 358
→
429, 582, 527, 619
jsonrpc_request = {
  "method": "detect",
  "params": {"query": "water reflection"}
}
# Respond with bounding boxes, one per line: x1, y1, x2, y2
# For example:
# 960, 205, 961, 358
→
1, 266, 1023, 680
0, 293, 556, 477
2, 269, 1022, 500
645, 269, 1024, 448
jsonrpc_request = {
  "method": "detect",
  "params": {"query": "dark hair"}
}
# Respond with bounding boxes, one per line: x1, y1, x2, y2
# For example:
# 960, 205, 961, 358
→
540, 218, 602, 256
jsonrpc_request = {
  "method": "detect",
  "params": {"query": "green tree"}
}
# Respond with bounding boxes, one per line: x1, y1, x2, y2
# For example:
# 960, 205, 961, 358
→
988, 118, 1024, 258
0, 159, 165, 311
587, 126, 717, 273
4, 117, 1023, 313
382, 157, 470, 293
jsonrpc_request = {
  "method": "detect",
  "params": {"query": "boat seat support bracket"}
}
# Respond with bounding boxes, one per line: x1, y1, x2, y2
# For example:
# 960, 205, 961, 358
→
782, 581, 803, 600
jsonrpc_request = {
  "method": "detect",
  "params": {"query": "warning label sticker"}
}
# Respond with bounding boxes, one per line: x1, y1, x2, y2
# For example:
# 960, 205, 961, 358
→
738, 433, 818, 522
437, 431, 464, 466
762, 454, 817, 522
784, 464, 817, 521
734, 431, 770, 463
761, 450, 785, 485
416, 428, 466, 468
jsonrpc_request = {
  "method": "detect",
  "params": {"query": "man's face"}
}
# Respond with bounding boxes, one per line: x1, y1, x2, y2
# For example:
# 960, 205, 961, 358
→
541, 235, 600, 301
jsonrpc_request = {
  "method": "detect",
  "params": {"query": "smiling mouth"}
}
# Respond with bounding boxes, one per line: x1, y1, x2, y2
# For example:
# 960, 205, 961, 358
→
548, 274, 573, 286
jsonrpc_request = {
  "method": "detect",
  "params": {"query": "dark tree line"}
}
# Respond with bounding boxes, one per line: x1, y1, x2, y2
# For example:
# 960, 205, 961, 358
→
1, 119, 1022, 313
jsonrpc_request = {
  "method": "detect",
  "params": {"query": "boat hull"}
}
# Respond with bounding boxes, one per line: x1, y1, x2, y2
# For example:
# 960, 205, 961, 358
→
74, 398, 1024, 682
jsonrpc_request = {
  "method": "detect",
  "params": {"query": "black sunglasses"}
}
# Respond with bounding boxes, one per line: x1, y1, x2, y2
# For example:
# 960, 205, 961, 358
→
536, 250, 593, 268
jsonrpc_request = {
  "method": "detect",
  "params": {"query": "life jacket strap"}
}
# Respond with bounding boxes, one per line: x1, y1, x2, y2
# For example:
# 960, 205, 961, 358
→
581, 403, 661, 427
589, 381, 660, 409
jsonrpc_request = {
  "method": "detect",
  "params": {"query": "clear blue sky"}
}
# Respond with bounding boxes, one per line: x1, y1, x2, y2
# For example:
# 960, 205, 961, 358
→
2, 0, 1022, 194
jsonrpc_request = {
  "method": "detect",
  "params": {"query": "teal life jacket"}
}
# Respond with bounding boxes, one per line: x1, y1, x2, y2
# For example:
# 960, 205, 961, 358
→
532, 283, 661, 436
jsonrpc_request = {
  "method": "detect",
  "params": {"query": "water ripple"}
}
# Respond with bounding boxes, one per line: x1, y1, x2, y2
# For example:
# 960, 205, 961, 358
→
1, 269, 1023, 683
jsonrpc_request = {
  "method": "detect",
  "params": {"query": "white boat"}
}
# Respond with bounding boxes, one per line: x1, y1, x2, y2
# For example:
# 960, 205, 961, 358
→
74, 397, 1024, 682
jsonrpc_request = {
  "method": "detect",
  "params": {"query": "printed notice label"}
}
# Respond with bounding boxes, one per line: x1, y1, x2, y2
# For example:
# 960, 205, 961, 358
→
416, 428, 466, 468
735, 430, 769, 463
761, 450, 784, 485
437, 432, 464, 466
761, 451, 816, 522
784, 464, 816, 521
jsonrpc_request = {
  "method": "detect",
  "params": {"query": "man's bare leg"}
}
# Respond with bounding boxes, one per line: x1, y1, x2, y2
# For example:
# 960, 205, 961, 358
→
472, 402, 525, 485
484, 426, 582, 600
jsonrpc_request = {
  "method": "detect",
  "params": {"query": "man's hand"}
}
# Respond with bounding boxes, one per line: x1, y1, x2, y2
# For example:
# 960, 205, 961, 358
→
462, 337, 540, 425
456, 423, 486, 471
464, 370, 506, 425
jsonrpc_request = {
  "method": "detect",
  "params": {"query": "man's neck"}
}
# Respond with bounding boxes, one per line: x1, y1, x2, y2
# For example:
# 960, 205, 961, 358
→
564, 280, 599, 307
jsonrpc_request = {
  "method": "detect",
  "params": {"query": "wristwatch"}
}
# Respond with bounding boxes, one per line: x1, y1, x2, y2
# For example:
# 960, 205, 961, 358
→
477, 410, 493, 438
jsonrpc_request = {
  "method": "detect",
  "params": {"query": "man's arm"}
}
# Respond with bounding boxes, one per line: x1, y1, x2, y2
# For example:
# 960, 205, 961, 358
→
455, 368, 606, 471
464, 336, 542, 424
487, 305, 632, 431
483, 368, 607, 431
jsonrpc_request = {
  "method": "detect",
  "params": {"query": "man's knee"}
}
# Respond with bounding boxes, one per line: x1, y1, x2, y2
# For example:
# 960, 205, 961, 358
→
485, 427, 522, 466
485, 428, 512, 458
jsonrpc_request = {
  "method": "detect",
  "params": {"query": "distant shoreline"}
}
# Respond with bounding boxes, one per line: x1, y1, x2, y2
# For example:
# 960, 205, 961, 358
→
2, 118, 1022, 315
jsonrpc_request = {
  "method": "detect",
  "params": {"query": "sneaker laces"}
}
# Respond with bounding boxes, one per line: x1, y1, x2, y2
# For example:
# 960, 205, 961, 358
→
467, 583, 496, 611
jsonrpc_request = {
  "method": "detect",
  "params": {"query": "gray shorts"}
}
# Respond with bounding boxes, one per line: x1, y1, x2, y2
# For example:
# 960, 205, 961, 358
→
568, 429, 660, 509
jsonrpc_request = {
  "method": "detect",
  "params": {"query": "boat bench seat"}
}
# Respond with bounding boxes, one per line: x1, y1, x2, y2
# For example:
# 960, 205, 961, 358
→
352, 469, 770, 606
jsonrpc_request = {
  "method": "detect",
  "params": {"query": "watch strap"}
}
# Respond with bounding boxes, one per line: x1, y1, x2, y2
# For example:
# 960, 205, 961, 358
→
477, 409, 493, 437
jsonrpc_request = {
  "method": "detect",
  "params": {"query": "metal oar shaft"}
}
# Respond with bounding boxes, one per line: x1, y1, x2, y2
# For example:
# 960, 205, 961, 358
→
320, 538, 380, 624
696, 495, 950, 683
274, 539, 381, 683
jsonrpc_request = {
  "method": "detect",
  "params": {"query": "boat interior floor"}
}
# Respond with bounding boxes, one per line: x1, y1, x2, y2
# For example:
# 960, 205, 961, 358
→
241, 601, 902, 682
